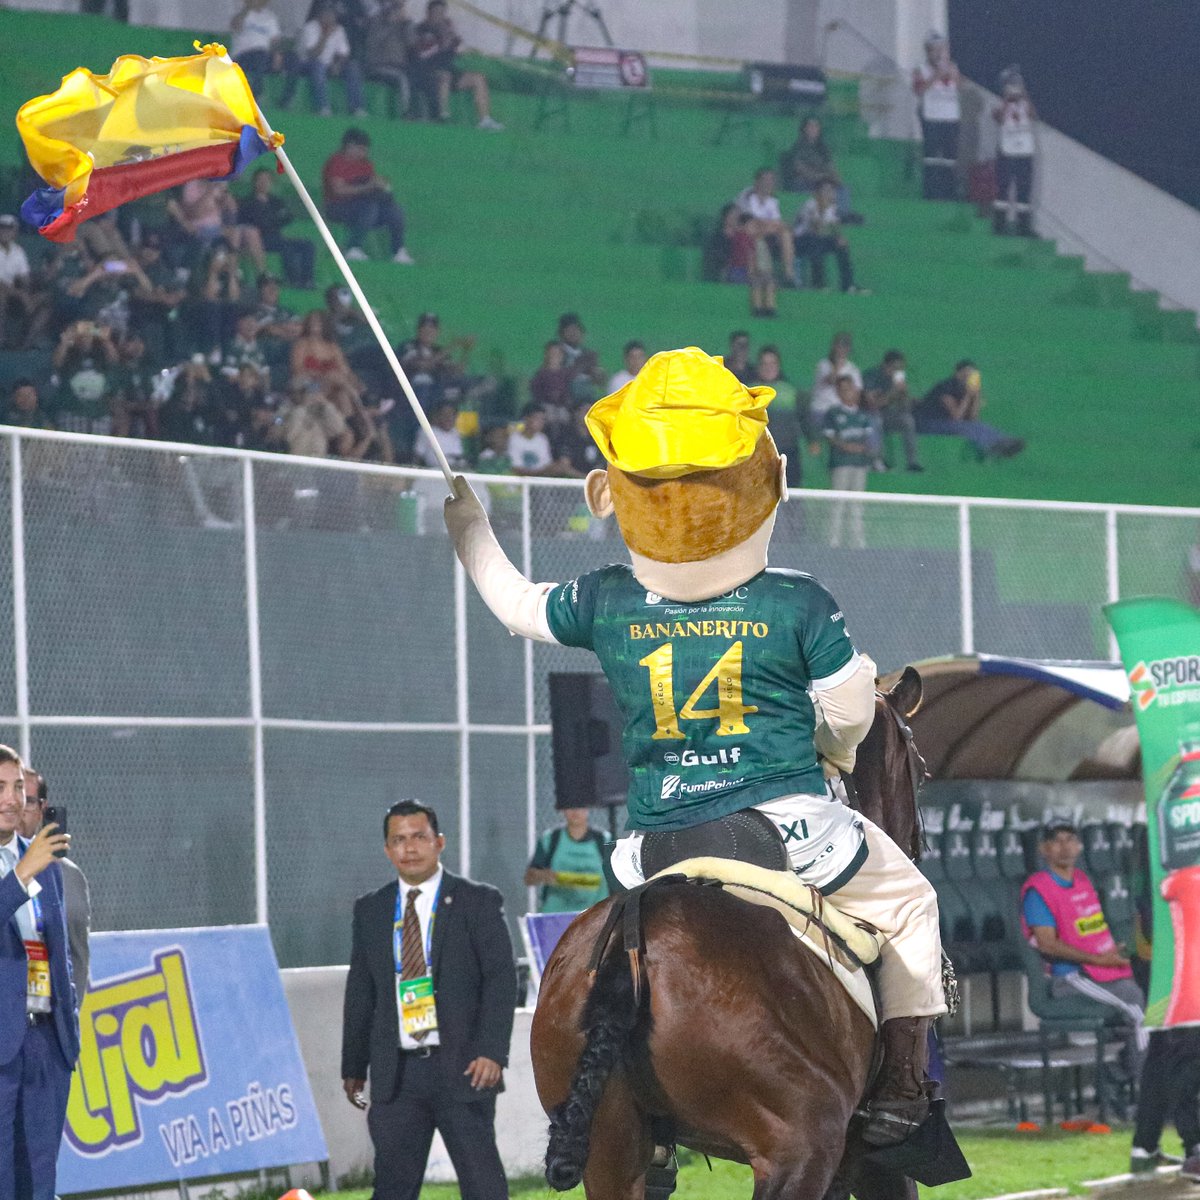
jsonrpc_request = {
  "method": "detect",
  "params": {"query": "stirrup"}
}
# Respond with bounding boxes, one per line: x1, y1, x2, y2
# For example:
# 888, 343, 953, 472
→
645, 1145, 678, 1200
856, 1085, 934, 1147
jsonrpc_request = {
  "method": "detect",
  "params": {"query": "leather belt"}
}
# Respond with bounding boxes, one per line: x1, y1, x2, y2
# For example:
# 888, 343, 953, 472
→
402, 1045, 438, 1058
27, 1012, 52, 1026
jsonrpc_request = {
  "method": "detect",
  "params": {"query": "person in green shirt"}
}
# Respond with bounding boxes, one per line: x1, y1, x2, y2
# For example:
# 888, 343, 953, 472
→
823, 374, 873, 549
444, 346, 945, 1144
2, 379, 54, 431
524, 807, 611, 913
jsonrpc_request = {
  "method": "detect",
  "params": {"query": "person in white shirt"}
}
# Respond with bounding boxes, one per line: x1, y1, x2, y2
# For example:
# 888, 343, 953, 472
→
808, 331, 861, 440
734, 168, 795, 285
911, 32, 961, 200
229, 0, 284, 97
992, 66, 1037, 237
507, 404, 554, 473
0, 215, 47, 351
282, 2, 366, 117
606, 340, 646, 392
792, 180, 867, 294
413, 398, 466, 470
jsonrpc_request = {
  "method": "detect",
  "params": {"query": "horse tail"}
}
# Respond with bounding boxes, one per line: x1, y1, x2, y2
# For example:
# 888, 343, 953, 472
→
544, 932, 642, 1191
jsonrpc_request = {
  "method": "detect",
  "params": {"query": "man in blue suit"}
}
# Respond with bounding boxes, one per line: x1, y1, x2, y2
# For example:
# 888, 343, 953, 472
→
0, 745, 78, 1200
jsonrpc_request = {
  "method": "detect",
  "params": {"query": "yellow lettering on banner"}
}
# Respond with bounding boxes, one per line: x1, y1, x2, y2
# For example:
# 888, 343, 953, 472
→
66, 950, 207, 1155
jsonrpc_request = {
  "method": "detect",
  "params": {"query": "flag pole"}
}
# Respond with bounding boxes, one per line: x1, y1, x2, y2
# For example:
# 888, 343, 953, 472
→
258, 115, 456, 491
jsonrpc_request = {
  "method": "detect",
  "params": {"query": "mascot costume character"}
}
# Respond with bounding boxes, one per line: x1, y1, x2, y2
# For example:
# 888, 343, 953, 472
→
445, 346, 946, 1145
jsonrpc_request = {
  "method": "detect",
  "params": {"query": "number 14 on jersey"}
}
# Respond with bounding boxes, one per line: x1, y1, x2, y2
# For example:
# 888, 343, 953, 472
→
639, 640, 758, 739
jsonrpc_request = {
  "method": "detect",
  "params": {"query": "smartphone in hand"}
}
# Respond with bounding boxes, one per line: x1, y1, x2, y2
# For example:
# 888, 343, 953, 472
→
44, 805, 68, 857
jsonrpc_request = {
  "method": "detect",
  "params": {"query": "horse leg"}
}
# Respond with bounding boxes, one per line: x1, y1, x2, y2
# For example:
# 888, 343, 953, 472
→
750, 1152, 843, 1200
581, 1071, 653, 1200
852, 1163, 916, 1200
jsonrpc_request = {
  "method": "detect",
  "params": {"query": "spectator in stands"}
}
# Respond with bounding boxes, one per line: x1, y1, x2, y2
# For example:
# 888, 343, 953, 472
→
783, 116, 863, 223
290, 310, 365, 420
1021, 818, 1147, 1076
724, 329, 755, 385
823, 373, 872, 550
992, 66, 1037, 237
52, 246, 151, 341
862, 349, 923, 473
529, 341, 572, 416
410, 0, 503, 129
397, 312, 453, 408
365, 0, 415, 118
191, 244, 244, 357
755, 345, 803, 486
78, 210, 136, 268
809, 331, 860, 441
322, 129, 414, 264
914, 359, 1025, 460
283, 2, 366, 118
159, 357, 218, 445
254, 274, 303, 345
2, 380, 54, 431
734, 168, 796, 286
109, 332, 157, 439
476, 421, 513, 474
525, 807, 610, 913
703, 204, 746, 281
167, 180, 265, 271
281, 378, 351, 457
50, 319, 119, 434
220, 309, 272, 385
229, 0, 288, 98
509, 403, 578, 477
238, 169, 316, 288
792, 180, 868, 294
210, 363, 268, 448
551, 401, 604, 476
0, 214, 50, 349
413, 397, 467, 470
912, 32, 961, 201
130, 232, 186, 360
555, 313, 605, 404
607, 341, 646, 392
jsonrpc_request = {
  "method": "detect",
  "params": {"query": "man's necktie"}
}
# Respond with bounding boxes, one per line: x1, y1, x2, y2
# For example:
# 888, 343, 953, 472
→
400, 888, 428, 1041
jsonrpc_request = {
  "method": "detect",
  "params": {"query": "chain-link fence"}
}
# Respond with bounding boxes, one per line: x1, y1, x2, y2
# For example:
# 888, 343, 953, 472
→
3, 428, 1197, 966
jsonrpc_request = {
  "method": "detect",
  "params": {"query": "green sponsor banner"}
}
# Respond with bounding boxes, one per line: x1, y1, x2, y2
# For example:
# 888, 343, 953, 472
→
1104, 597, 1200, 1028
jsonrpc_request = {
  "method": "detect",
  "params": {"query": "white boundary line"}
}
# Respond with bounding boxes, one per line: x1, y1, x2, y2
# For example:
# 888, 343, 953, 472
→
976, 1189, 1068, 1200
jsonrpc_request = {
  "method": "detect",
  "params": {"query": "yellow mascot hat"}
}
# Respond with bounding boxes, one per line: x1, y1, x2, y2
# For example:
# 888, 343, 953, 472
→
586, 346, 775, 479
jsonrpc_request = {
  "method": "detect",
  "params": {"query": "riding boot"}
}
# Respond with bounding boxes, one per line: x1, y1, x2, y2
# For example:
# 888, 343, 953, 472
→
860, 1015, 936, 1146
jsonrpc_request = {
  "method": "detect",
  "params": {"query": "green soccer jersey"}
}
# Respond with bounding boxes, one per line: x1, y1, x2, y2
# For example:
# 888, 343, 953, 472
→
544, 565, 857, 832
823, 403, 874, 469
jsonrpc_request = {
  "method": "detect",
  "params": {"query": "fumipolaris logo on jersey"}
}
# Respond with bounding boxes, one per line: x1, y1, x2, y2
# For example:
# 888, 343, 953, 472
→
1129, 657, 1200, 710
662, 747, 743, 768
660, 774, 744, 799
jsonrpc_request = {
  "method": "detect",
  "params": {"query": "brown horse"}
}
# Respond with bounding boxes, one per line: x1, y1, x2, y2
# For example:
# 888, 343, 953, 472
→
530, 668, 928, 1200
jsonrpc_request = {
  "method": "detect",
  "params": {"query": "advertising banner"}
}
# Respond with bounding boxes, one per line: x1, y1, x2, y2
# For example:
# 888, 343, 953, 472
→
1105, 597, 1200, 1028
59, 925, 327, 1194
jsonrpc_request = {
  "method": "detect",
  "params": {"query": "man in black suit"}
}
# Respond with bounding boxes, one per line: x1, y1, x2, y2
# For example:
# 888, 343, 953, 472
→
342, 800, 516, 1200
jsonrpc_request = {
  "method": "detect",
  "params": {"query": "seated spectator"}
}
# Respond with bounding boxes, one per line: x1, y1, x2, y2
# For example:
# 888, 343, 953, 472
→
914, 359, 1025, 460
254, 274, 303, 344
551, 401, 604, 475
365, 0, 414, 117
508, 403, 577, 477
78, 210, 136, 268
793, 180, 868, 294
410, 0, 503, 129
51, 244, 151, 342
754, 345, 803, 486
167, 181, 264, 271
475, 421, 512, 474
220, 309, 272, 385
189, 244, 244, 357
862, 349, 923, 473
397, 311, 453, 407
50, 319, 119, 434
524, 807, 610, 913
238, 169, 316, 288
129, 232, 187, 360
109, 332, 157, 438
529, 341, 573, 418
290, 310, 365, 421
158, 357, 218, 445
724, 330, 755, 385
734, 168, 796, 286
0, 213, 50, 349
229, 0, 289, 99
2, 379, 54, 430
210, 362, 269, 448
783, 116, 863, 222
809, 331, 860, 440
607, 341, 646, 392
413, 397, 467, 470
555, 313, 605, 405
281, 378, 352, 457
282, 2, 366, 117
322, 129, 413, 264
1021, 818, 1146, 1077
823, 374, 873, 550
704, 206, 777, 318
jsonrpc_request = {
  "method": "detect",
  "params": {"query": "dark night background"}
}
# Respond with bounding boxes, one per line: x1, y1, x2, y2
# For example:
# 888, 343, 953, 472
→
948, 0, 1200, 209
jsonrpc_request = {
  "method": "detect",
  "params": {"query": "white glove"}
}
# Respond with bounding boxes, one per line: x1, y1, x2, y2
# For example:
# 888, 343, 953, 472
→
444, 475, 487, 546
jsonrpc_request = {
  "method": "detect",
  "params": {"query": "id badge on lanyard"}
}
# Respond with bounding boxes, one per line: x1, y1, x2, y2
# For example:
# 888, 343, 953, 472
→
394, 884, 440, 1038
24, 896, 51, 1014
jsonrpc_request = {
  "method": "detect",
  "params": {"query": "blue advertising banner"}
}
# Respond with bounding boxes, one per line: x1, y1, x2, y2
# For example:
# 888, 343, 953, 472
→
58, 926, 327, 1194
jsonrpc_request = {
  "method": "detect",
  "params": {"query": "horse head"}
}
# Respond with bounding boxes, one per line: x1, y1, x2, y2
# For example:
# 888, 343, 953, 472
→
850, 666, 927, 862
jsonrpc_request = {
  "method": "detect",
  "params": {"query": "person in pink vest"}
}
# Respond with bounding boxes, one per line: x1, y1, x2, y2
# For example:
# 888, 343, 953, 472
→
1021, 818, 1148, 1075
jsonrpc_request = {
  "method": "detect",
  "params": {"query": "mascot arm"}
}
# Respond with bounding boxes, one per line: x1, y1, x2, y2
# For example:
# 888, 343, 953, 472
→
444, 477, 558, 643
811, 653, 877, 773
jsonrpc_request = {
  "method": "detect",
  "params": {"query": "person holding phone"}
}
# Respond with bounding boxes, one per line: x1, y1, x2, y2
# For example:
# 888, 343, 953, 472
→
19, 769, 91, 1001
0, 744, 78, 1200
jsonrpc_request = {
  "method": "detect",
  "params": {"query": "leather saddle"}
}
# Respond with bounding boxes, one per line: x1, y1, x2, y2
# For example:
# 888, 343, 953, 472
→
640, 809, 787, 878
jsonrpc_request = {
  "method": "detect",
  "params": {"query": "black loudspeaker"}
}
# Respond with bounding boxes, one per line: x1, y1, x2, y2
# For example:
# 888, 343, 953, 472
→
746, 63, 827, 103
548, 673, 629, 811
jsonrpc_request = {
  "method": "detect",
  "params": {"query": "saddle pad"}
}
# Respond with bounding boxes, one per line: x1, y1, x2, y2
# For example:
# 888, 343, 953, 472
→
649, 856, 881, 1025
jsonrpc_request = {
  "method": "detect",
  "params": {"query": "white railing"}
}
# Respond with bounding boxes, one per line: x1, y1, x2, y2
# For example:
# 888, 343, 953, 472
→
3, 426, 1197, 964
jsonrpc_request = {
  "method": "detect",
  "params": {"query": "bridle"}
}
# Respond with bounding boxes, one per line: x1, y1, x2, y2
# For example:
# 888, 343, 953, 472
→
877, 692, 928, 862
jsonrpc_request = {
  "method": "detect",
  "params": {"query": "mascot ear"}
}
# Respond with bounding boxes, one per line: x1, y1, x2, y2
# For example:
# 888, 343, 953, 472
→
584, 469, 615, 519
777, 453, 789, 504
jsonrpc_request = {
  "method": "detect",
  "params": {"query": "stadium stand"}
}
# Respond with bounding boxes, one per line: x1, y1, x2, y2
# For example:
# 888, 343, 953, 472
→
0, 9, 1196, 510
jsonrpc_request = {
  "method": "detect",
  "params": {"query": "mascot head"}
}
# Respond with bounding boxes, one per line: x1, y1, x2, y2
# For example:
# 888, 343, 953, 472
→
582, 346, 786, 602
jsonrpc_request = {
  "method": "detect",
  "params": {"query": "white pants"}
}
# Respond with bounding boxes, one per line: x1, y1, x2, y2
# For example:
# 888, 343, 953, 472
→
829, 465, 868, 549
611, 795, 946, 1020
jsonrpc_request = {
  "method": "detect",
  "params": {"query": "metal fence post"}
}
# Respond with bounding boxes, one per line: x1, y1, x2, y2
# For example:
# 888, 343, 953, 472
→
9, 434, 29, 763
242, 458, 268, 925
1105, 507, 1120, 660
454, 556, 471, 875
958, 501, 974, 655
522, 480, 537, 911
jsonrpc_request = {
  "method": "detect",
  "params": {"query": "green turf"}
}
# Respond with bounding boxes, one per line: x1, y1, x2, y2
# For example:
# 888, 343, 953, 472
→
1, 9, 1197, 510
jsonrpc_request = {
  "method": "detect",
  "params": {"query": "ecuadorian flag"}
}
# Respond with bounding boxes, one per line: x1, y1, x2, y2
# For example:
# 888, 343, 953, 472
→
17, 42, 283, 242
